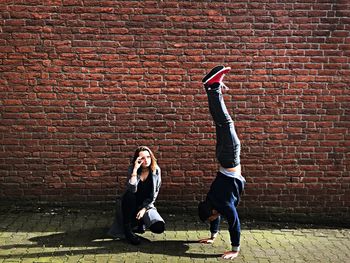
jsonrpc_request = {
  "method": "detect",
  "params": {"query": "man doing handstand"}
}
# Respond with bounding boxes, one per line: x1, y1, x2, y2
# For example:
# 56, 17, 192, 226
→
198, 65, 246, 260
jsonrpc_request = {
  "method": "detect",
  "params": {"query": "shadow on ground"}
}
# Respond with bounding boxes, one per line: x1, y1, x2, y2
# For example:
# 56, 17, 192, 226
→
0, 227, 220, 259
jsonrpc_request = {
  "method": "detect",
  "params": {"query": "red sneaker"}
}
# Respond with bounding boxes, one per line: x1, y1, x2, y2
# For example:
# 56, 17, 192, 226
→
202, 65, 231, 86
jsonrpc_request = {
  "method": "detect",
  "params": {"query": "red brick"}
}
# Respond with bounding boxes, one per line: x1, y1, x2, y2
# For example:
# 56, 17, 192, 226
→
0, 1, 348, 221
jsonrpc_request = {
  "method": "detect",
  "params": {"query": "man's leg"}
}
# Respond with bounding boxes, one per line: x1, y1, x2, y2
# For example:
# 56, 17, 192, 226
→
205, 83, 241, 168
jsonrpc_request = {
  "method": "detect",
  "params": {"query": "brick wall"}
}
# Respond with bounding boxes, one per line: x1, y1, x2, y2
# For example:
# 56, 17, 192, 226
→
0, 1, 349, 222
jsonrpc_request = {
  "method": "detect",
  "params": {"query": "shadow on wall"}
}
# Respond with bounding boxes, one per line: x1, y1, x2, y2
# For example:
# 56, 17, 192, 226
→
0, 227, 220, 259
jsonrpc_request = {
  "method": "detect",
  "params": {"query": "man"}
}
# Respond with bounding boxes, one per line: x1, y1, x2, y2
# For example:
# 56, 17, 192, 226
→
198, 65, 246, 260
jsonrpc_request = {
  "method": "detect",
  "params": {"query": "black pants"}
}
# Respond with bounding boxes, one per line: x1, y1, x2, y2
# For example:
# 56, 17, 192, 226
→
206, 83, 241, 168
121, 191, 164, 234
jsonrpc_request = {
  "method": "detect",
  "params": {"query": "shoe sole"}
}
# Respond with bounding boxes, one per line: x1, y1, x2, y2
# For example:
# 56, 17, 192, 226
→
203, 66, 231, 84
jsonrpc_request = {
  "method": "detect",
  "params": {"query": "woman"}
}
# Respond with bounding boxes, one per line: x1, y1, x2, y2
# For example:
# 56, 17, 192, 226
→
108, 146, 165, 245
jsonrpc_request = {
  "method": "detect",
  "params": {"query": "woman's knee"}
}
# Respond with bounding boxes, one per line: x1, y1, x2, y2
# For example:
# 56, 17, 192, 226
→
121, 191, 137, 210
149, 221, 165, 234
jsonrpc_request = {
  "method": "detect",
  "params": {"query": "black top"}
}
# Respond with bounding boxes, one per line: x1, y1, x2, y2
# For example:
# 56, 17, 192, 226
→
136, 172, 153, 207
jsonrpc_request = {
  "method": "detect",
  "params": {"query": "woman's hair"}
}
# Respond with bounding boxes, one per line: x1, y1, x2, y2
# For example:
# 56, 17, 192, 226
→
131, 146, 158, 173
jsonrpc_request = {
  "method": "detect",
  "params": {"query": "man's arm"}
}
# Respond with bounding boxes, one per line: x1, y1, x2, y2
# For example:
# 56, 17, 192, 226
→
198, 215, 220, 244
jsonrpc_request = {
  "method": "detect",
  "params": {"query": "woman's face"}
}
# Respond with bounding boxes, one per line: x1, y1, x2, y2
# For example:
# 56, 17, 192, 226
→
138, 150, 152, 168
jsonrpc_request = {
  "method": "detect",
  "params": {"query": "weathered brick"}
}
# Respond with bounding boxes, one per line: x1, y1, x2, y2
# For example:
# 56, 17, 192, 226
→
0, 0, 348, 221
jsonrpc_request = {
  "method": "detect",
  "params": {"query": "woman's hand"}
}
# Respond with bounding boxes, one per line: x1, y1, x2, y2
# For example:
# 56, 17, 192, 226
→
136, 208, 146, 220
134, 157, 143, 171
130, 157, 143, 183
129, 157, 143, 185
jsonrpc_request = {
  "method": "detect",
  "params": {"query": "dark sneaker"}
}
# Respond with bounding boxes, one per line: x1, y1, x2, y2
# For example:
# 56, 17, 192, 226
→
124, 224, 141, 245
133, 224, 146, 234
125, 230, 141, 245
202, 65, 231, 89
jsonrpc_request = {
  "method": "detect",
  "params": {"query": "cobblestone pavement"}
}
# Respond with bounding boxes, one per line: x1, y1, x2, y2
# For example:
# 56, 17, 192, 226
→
0, 207, 349, 263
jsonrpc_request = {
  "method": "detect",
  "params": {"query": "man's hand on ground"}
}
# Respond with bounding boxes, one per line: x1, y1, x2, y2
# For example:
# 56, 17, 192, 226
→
198, 238, 215, 244
221, 251, 239, 260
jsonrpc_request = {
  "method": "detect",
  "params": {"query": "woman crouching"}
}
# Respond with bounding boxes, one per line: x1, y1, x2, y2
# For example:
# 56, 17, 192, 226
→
108, 146, 165, 245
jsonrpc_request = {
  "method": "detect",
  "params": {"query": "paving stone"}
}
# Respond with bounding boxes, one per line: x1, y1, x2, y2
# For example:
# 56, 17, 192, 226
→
0, 209, 349, 262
